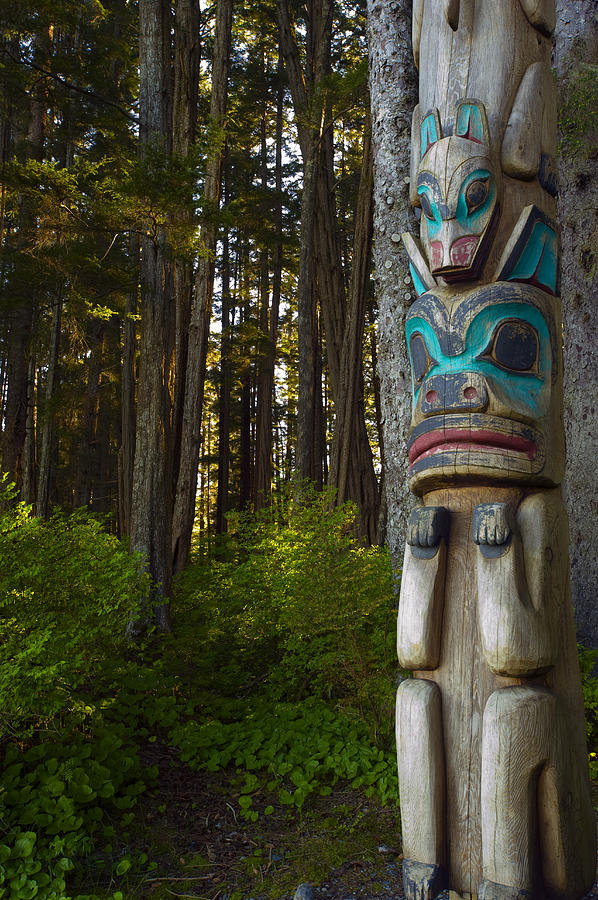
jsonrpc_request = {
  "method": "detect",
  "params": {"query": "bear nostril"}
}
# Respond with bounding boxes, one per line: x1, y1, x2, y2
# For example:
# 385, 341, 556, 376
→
426, 390, 438, 404
464, 386, 477, 400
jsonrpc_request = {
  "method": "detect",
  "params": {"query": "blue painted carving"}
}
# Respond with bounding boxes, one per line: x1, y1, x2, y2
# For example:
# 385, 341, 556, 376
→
496, 206, 559, 296
420, 110, 441, 159
406, 298, 552, 420
455, 101, 487, 144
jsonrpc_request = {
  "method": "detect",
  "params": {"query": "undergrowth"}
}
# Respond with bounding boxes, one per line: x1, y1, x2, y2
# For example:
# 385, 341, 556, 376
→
0, 479, 399, 898
1, 475, 597, 898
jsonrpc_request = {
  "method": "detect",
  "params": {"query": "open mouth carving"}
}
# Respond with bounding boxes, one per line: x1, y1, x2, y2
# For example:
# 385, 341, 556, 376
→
407, 414, 544, 473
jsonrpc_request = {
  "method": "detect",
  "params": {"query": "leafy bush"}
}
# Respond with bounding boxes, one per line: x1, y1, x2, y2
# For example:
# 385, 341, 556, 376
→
174, 488, 398, 743
0, 476, 150, 738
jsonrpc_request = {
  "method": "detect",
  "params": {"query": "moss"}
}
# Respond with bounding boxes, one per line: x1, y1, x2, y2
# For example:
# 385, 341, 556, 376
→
558, 60, 598, 158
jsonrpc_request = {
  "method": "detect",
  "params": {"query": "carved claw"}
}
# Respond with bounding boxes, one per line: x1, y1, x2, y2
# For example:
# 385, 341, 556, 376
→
407, 506, 450, 549
402, 859, 447, 900
472, 502, 515, 547
478, 879, 532, 900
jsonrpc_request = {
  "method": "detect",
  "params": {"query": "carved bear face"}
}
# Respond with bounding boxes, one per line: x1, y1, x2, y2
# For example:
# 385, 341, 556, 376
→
416, 102, 501, 283
405, 283, 564, 493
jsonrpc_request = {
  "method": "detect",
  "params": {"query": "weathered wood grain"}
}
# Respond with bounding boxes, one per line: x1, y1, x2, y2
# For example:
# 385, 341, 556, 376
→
393, 0, 595, 896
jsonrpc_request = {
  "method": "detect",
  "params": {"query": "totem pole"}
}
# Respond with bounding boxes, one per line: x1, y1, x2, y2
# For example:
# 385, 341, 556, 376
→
396, 1, 596, 898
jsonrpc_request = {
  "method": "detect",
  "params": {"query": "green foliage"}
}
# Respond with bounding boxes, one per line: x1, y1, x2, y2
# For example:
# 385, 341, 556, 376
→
178, 488, 397, 741
0, 730, 155, 900
559, 61, 598, 157
172, 698, 398, 820
0, 475, 150, 737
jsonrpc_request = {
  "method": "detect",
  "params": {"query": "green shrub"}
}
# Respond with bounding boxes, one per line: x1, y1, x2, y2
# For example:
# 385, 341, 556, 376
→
173, 488, 398, 743
0, 475, 150, 738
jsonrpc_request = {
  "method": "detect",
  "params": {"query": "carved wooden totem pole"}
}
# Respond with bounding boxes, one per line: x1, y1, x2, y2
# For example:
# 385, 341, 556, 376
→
396, 1, 596, 898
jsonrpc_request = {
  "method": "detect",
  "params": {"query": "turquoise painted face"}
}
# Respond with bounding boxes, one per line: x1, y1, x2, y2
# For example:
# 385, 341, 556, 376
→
417, 136, 500, 280
407, 300, 550, 420
403, 284, 563, 490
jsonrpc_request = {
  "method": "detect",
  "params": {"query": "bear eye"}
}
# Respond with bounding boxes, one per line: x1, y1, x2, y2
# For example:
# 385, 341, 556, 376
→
410, 333, 437, 383
480, 319, 539, 373
464, 177, 489, 215
419, 191, 434, 221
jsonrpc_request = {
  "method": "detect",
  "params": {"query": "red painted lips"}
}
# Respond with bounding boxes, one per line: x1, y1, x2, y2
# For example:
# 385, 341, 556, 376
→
408, 428, 537, 467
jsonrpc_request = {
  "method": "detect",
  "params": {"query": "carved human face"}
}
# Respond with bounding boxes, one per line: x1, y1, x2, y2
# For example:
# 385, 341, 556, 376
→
405, 283, 564, 493
417, 136, 500, 281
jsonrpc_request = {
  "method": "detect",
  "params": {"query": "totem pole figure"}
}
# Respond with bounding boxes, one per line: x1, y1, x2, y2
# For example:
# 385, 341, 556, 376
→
396, 1, 596, 899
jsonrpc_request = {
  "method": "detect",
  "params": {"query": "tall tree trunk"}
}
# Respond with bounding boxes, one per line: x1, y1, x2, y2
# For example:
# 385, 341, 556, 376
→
2, 29, 49, 489
328, 117, 378, 542
254, 66, 274, 511
76, 320, 105, 508
172, 0, 233, 574
215, 223, 232, 534
22, 351, 36, 505
554, 3, 598, 647
37, 298, 62, 519
366, 0, 417, 560
119, 233, 138, 537
276, 0, 331, 486
277, 0, 379, 534
171, 0, 200, 496
129, 0, 174, 634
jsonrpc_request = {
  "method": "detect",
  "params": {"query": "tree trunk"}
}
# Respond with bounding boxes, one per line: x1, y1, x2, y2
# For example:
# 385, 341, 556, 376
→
254, 76, 273, 511
76, 320, 105, 509
171, 0, 200, 496
22, 350, 36, 506
2, 29, 49, 490
129, 0, 174, 634
215, 223, 232, 535
172, 0, 232, 574
554, 3, 598, 647
366, 0, 417, 562
328, 116, 379, 543
119, 232, 138, 537
37, 298, 62, 519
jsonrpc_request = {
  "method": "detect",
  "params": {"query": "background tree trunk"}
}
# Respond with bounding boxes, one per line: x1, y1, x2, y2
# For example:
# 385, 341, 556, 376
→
172, 0, 232, 574
129, 0, 174, 633
366, 0, 417, 566
554, 3, 598, 647
37, 298, 62, 519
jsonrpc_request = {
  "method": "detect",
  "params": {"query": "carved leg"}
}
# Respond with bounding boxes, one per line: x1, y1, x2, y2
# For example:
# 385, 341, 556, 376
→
473, 501, 554, 676
481, 684, 594, 899
396, 679, 447, 900
398, 506, 449, 670
480, 685, 555, 898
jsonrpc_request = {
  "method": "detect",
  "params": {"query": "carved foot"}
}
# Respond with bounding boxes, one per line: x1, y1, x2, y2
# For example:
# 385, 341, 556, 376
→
472, 502, 514, 557
407, 506, 450, 558
402, 859, 447, 900
478, 879, 531, 900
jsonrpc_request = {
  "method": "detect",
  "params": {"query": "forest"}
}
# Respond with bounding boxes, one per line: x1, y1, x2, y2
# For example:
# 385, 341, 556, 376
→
1, 0, 597, 898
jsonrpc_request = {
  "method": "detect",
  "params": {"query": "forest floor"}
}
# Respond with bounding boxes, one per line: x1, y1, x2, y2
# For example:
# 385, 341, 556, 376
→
87, 740, 598, 900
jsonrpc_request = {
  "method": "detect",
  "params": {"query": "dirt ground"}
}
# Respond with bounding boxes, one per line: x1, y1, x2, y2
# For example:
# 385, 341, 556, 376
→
100, 741, 598, 900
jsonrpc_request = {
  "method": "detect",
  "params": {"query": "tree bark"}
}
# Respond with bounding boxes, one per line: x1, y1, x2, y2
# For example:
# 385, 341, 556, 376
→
129, 0, 174, 634
172, 0, 232, 574
366, 0, 417, 563
554, 3, 598, 647
76, 320, 105, 509
215, 223, 232, 534
119, 232, 138, 537
254, 68, 274, 511
2, 29, 49, 490
171, 0, 200, 496
37, 298, 62, 519
328, 116, 379, 543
